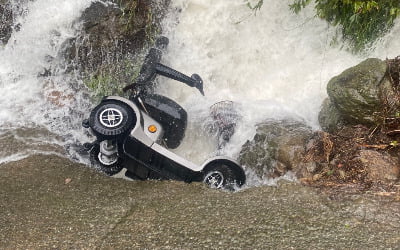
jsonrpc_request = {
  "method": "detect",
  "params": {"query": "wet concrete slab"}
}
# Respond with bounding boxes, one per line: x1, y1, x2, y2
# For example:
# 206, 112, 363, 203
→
1, 154, 399, 249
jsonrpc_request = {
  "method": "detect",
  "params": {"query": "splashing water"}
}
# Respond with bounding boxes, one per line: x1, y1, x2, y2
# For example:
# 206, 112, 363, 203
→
1, 0, 400, 183
0, 0, 94, 162
159, 0, 400, 169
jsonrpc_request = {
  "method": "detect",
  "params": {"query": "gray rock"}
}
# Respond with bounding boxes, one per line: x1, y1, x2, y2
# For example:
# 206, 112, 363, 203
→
60, 2, 131, 73
58, 0, 171, 101
80, 1, 122, 30
324, 58, 394, 129
353, 150, 399, 183
0, 0, 13, 45
239, 119, 315, 179
318, 98, 346, 133
61, 0, 170, 74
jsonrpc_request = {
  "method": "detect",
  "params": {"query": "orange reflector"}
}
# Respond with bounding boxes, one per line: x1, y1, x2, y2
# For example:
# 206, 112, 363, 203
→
148, 125, 157, 133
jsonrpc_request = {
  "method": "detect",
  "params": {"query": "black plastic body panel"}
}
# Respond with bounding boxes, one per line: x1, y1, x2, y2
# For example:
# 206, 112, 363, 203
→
140, 94, 187, 149
122, 137, 199, 182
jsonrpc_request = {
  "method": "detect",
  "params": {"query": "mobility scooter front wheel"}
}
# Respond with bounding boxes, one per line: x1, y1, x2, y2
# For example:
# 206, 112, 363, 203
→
89, 100, 136, 140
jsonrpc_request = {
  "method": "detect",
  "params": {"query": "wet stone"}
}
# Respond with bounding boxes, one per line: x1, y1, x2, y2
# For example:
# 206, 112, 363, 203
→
239, 119, 315, 179
0, 0, 13, 45
354, 150, 399, 183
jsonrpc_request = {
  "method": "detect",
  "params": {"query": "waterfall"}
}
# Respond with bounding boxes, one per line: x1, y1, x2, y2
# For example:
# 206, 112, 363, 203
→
1, 0, 400, 165
160, 0, 400, 162
0, 0, 94, 162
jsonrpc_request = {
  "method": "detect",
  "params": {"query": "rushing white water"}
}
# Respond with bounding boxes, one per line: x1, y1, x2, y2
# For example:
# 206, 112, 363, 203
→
159, 0, 400, 167
0, 0, 94, 162
1, 0, 400, 179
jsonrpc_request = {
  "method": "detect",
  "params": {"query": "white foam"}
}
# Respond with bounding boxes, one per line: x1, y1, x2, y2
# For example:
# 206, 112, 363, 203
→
0, 151, 68, 165
2, 0, 400, 179
0, 0, 93, 132
160, 0, 400, 183
0, 153, 29, 165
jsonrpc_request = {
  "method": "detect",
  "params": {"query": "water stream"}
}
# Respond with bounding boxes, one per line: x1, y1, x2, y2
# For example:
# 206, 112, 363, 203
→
157, 0, 400, 186
0, 0, 94, 163
1, 0, 400, 179
160, 0, 400, 166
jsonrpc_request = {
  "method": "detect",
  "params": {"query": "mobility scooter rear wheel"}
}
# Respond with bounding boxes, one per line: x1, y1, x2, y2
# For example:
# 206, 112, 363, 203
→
203, 164, 237, 190
89, 142, 124, 176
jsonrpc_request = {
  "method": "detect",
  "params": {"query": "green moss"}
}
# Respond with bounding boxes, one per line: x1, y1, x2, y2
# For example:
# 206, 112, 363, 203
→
82, 0, 167, 101
84, 58, 142, 102
116, 0, 159, 43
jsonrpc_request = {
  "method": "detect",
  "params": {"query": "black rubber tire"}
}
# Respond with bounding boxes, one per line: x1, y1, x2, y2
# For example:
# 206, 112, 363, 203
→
89, 143, 123, 176
203, 164, 238, 190
89, 100, 136, 139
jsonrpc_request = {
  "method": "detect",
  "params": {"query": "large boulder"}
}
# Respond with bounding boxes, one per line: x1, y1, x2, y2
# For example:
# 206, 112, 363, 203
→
239, 119, 316, 179
319, 58, 399, 132
0, 0, 13, 45
60, 0, 170, 100
62, 1, 169, 72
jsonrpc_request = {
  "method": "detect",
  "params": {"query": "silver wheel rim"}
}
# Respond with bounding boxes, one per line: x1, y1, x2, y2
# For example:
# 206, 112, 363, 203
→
98, 152, 118, 166
204, 171, 224, 189
99, 108, 123, 128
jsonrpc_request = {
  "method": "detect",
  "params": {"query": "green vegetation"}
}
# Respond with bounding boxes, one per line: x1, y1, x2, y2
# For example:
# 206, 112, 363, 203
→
117, 0, 159, 43
85, 73, 122, 101
246, 0, 263, 12
83, 0, 163, 101
247, 0, 400, 53
84, 59, 142, 102
290, 0, 400, 53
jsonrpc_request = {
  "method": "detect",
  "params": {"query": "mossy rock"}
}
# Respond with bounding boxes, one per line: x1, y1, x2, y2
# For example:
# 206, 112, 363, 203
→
327, 58, 387, 125
322, 58, 399, 132
60, 0, 170, 100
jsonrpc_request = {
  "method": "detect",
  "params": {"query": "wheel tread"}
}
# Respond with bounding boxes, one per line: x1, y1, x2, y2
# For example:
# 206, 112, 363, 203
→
89, 100, 136, 139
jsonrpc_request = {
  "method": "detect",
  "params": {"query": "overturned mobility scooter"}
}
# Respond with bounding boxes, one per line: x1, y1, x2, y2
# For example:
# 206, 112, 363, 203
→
82, 37, 245, 189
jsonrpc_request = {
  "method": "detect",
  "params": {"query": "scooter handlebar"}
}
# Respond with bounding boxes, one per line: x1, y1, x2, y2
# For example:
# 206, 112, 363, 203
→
155, 63, 204, 96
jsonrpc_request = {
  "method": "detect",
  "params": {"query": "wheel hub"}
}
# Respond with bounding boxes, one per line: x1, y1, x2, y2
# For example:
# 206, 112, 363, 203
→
204, 171, 224, 189
98, 152, 118, 166
98, 140, 118, 166
100, 108, 123, 128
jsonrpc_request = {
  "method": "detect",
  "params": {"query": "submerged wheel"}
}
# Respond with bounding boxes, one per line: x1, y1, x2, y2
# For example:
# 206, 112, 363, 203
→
203, 164, 238, 190
89, 100, 136, 139
89, 143, 123, 176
